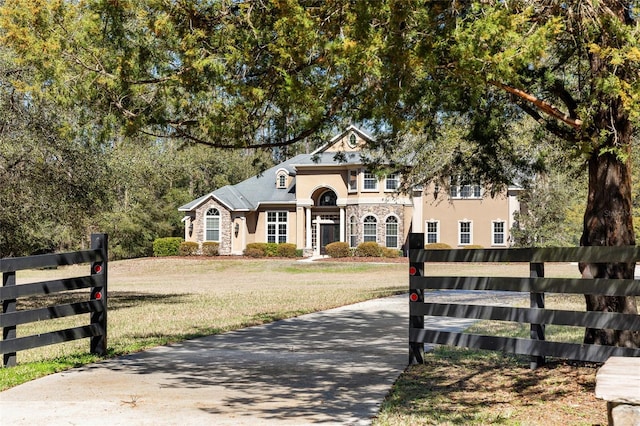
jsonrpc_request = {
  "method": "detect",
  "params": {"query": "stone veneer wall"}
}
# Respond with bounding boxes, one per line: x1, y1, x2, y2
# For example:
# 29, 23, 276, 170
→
193, 199, 233, 255
345, 204, 405, 248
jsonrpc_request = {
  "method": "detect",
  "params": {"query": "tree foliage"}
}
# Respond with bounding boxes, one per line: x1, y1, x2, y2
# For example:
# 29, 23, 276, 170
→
2, 1, 640, 346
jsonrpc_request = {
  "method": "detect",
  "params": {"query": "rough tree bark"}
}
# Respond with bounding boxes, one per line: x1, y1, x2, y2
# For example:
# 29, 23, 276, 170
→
580, 152, 640, 347
576, 1, 640, 348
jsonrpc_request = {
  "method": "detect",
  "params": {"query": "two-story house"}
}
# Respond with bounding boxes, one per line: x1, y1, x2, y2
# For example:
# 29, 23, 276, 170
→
178, 126, 520, 255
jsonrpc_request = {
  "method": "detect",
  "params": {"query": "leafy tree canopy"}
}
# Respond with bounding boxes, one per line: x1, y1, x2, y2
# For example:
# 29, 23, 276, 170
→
2, 0, 640, 344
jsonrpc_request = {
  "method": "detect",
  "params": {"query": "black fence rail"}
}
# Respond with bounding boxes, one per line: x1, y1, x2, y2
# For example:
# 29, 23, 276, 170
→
408, 233, 640, 368
1, 234, 108, 367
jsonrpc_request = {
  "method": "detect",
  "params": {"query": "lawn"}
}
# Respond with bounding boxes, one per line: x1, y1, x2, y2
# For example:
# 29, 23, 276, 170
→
1, 257, 407, 389
1, 258, 608, 424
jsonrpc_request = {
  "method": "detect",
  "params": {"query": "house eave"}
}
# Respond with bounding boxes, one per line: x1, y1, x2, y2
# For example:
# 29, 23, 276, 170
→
255, 201, 297, 209
178, 193, 237, 212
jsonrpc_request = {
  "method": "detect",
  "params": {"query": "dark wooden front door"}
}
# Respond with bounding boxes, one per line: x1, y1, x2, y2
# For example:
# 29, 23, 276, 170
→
320, 224, 340, 254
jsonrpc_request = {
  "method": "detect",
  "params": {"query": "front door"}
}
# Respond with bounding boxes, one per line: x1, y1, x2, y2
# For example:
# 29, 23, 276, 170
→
320, 224, 340, 254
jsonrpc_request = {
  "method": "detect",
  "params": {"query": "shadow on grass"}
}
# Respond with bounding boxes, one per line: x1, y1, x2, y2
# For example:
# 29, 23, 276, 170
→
380, 346, 602, 424
18, 291, 190, 311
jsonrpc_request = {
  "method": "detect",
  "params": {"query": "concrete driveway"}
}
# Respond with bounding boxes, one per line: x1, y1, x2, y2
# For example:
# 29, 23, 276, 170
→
0, 291, 523, 425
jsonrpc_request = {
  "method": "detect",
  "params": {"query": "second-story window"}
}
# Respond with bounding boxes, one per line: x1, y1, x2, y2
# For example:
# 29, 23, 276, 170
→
385, 173, 399, 191
363, 171, 378, 191
348, 170, 358, 192
450, 178, 481, 199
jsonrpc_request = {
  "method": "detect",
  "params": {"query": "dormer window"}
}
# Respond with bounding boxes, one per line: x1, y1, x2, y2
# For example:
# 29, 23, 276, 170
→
276, 169, 288, 189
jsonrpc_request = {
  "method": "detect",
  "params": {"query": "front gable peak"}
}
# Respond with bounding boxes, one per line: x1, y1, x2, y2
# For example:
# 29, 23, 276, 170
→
312, 125, 374, 155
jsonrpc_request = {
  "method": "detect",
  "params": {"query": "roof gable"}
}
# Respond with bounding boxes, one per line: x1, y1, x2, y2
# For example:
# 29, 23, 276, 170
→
312, 125, 374, 155
179, 126, 372, 213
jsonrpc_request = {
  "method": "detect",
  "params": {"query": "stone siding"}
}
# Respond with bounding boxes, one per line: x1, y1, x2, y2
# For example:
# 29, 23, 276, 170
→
193, 199, 233, 255
345, 204, 405, 249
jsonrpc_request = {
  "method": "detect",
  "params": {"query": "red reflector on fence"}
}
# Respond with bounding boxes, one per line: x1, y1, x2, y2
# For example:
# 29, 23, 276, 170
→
94, 264, 102, 274
95, 291, 102, 300
410, 293, 419, 302
409, 266, 416, 275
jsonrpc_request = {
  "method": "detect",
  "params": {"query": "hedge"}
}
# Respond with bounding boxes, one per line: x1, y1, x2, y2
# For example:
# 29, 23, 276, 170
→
356, 242, 383, 257
202, 242, 220, 256
243, 242, 299, 258
153, 237, 183, 257
325, 242, 351, 258
179, 241, 199, 256
277, 243, 298, 258
425, 243, 452, 250
244, 243, 267, 257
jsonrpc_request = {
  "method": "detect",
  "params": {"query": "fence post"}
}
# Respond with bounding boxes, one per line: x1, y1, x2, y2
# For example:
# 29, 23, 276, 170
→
90, 233, 108, 356
2, 271, 17, 367
409, 233, 425, 364
530, 262, 545, 369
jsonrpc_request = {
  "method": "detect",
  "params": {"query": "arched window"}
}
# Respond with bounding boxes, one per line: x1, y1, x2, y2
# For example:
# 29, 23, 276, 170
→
363, 215, 377, 243
205, 208, 220, 241
349, 215, 357, 247
276, 169, 289, 189
319, 190, 337, 206
386, 216, 399, 248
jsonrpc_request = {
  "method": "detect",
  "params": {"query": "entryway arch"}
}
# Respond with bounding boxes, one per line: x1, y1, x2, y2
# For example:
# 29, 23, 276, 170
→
309, 187, 343, 255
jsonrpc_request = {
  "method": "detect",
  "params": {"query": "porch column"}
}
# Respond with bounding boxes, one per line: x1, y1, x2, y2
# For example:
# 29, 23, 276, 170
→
315, 215, 321, 255
339, 207, 345, 242
306, 207, 312, 249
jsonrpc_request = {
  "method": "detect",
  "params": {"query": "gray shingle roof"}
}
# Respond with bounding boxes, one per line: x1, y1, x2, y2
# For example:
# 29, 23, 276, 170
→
179, 151, 363, 213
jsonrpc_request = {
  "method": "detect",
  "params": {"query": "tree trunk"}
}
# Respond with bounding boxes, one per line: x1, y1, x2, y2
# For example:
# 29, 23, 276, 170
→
580, 127, 640, 348
579, 1, 640, 348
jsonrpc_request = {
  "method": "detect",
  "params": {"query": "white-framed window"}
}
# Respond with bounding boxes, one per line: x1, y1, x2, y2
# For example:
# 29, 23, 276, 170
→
267, 211, 288, 243
385, 173, 399, 191
349, 215, 357, 247
348, 169, 358, 192
458, 220, 472, 245
492, 220, 506, 246
450, 178, 481, 199
205, 208, 221, 241
385, 216, 399, 248
276, 168, 289, 189
363, 215, 377, 242
426, 220, 439, 244
363, 171, 378, 191
348, 132, 358, 148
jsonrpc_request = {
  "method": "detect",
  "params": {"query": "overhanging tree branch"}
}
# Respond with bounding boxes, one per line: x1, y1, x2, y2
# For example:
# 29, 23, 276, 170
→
491, 81, 583, 130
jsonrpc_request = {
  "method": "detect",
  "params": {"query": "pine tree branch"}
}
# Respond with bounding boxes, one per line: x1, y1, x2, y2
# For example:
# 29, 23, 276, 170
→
491, 81, 583, 129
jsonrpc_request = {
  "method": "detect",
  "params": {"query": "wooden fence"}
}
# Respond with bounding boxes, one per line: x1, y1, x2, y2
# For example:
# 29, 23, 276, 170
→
1, 234, 108, 367
408, 233, 640, 368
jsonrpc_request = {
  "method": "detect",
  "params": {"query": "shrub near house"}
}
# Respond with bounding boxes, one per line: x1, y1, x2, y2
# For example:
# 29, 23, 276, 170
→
153, 237, 183, 257
243, 243, 299, 258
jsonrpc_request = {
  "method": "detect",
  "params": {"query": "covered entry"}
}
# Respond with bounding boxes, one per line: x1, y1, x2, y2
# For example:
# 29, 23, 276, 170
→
310, 188, 344, 255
